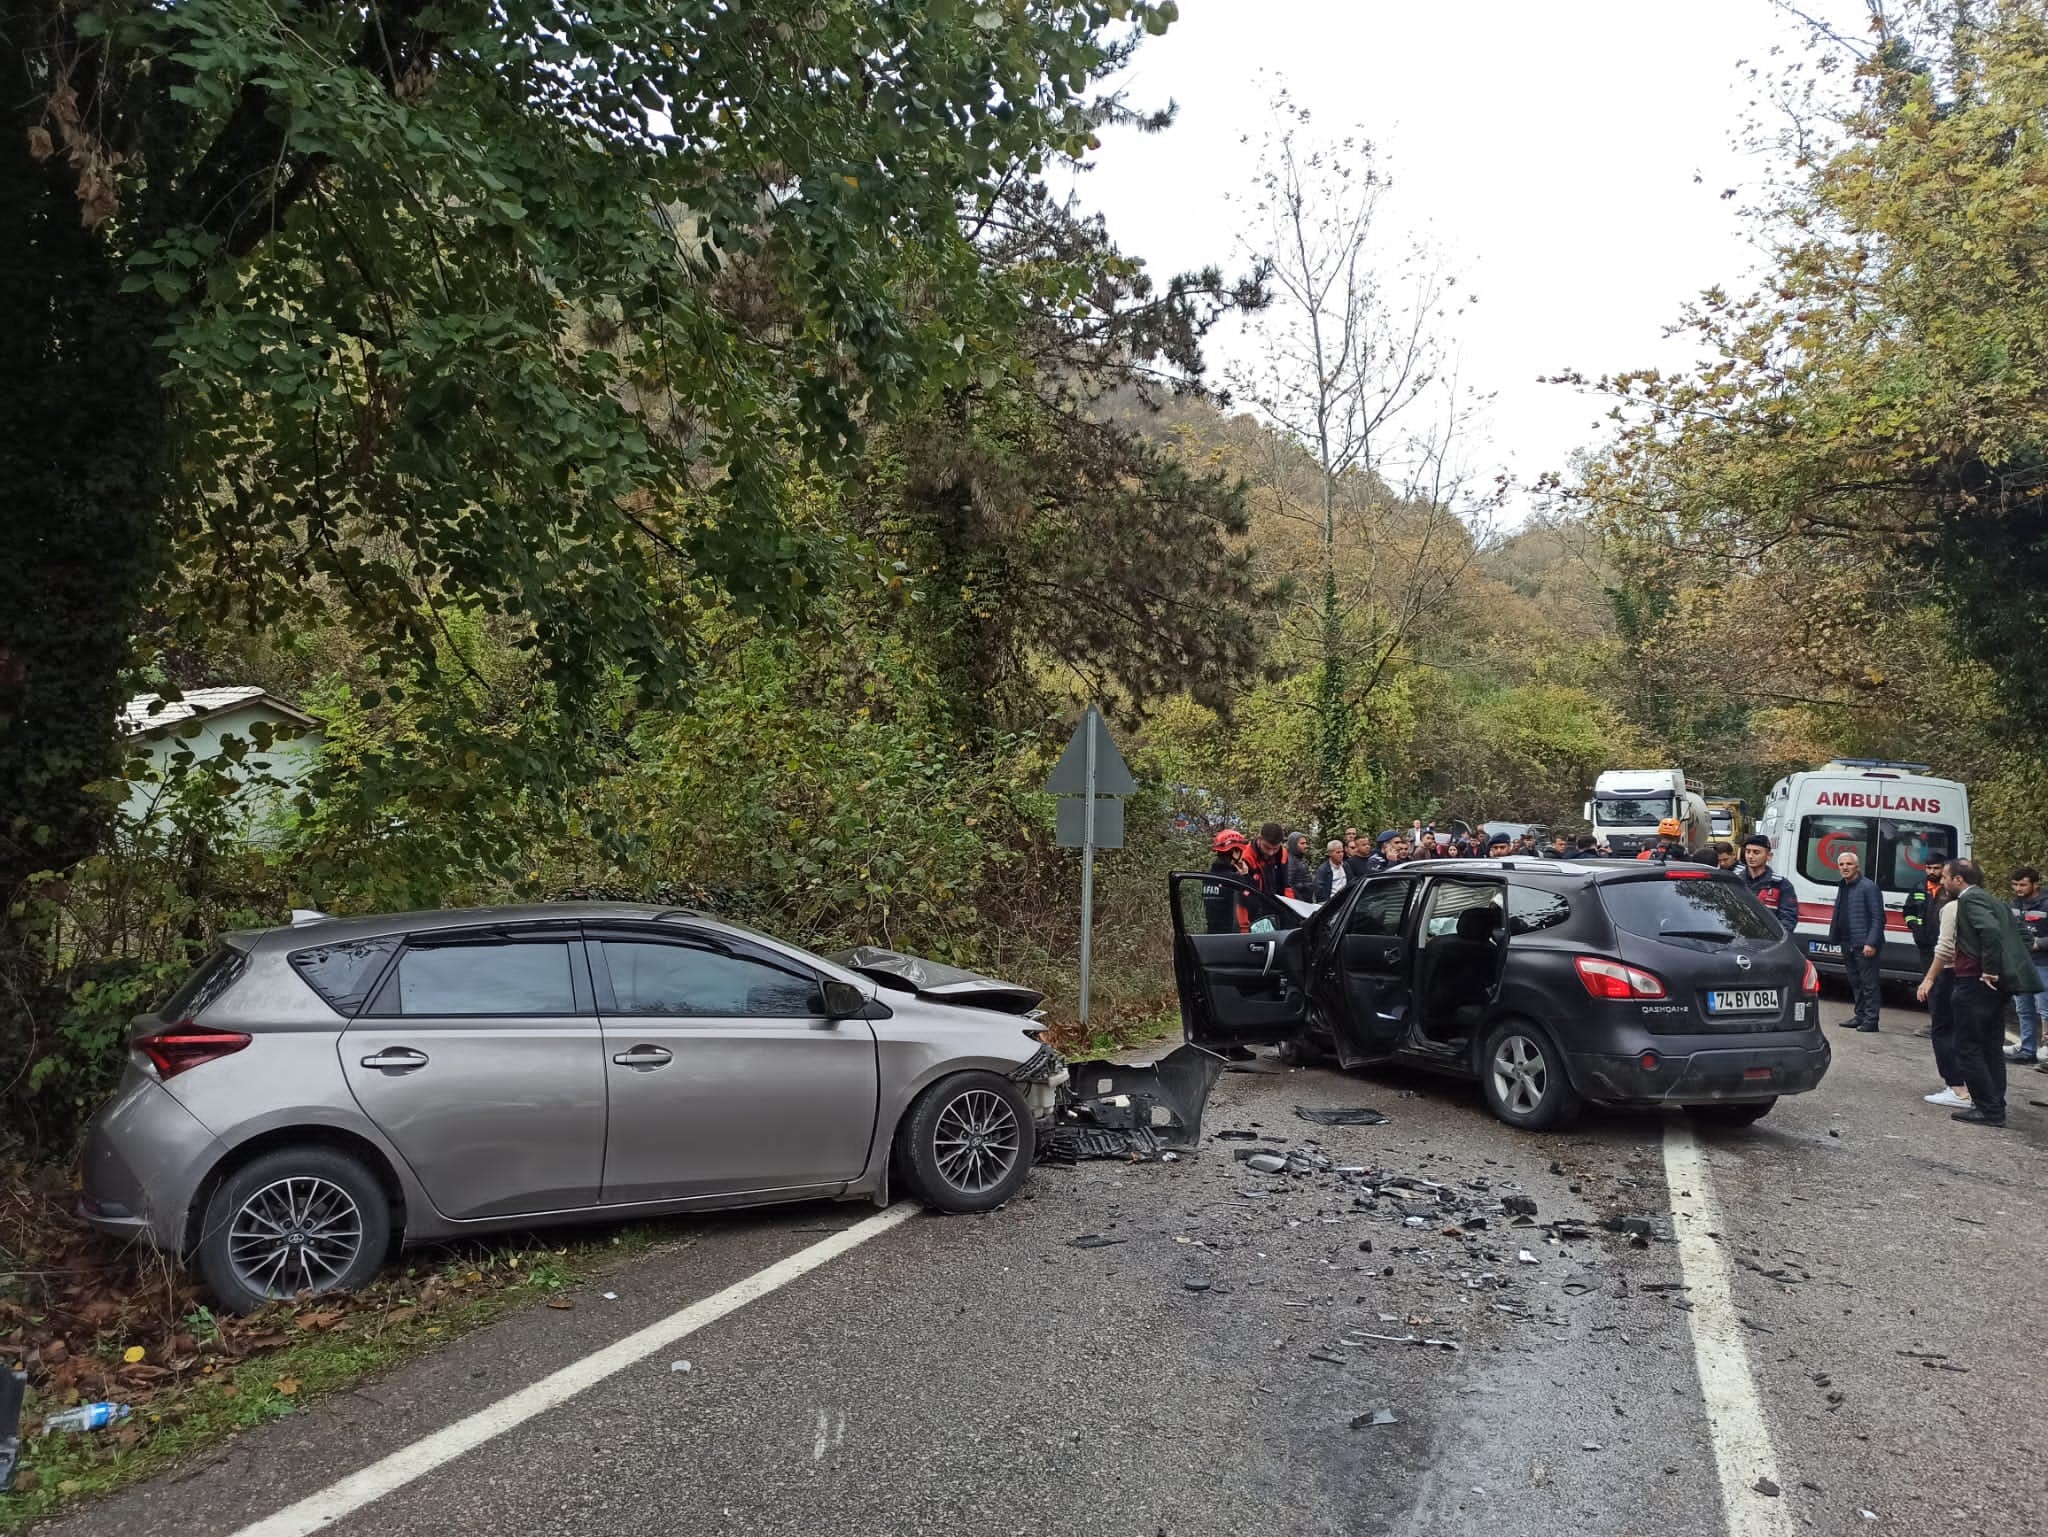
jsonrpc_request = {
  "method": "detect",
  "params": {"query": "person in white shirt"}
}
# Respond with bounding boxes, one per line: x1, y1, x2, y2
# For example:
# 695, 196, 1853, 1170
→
1311, 840, 1351, 904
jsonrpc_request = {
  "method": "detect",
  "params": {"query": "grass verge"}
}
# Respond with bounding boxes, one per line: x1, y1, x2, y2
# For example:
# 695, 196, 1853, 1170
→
0, 1213, 667, 1531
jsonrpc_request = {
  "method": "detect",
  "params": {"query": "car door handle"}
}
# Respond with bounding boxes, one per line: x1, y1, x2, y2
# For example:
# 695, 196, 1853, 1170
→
611, 1045, 674, 1070
1252, 939, 1278, 974
360, 1048, 428, 1071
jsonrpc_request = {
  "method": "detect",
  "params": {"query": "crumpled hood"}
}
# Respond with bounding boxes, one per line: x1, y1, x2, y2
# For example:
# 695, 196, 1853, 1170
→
828, 946, 1046, 1016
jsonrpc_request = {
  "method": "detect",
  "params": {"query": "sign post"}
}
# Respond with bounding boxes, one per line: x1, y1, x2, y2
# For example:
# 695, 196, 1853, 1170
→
1046, 706, 1136, 1027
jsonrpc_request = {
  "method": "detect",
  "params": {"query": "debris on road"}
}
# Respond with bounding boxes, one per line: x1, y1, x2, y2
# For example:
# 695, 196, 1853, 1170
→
1041, 1045, 1227, 1163
1350, 1406, 1400, 1428
1517, 1249, 1539, 1265
1294, 1107, 1390, 1126
1753, 1477, 1781, 1497
1068, 1234, 1126, 1249
670, 1360, 692, 1374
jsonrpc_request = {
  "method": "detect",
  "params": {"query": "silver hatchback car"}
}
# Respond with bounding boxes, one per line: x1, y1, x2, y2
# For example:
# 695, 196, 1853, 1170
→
80, 904, 1068, 1311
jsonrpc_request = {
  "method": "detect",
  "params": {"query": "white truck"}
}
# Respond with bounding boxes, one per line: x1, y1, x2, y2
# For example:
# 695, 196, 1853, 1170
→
1585, 769, 1712, 856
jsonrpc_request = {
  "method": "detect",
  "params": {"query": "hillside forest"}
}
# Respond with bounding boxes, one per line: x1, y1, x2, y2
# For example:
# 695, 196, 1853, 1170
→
7, 0, 2048, 1154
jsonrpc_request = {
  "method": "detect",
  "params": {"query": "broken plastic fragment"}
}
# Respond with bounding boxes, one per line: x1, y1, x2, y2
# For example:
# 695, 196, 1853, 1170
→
1349, 1406, 1399, 1428
1294, 1106, 1389, 1126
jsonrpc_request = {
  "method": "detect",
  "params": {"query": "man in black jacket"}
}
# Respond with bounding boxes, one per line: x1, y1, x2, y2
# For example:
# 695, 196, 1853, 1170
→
1312, 840, 1351, 904
1828, 850, 1887, 1032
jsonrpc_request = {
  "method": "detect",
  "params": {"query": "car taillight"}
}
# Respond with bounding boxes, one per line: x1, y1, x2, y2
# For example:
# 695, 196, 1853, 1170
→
1800, 960, 1821, 995
1574, 956, 1667, 1000
1664, 869, 1711, 879
137, 1023, 252, 1080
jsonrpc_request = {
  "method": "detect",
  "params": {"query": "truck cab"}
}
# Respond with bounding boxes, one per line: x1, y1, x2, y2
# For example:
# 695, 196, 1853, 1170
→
1586, 769, 1710, 855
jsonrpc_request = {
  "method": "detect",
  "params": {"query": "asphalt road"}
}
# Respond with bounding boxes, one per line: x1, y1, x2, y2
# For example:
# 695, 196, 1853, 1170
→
39, 992, 2048, 1537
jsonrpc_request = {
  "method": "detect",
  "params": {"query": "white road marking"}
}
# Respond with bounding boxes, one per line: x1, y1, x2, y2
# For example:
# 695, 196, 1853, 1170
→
1662, 1119, 1793, 1537
812, 1409, 830, 1462
231, 1204, 920, 1537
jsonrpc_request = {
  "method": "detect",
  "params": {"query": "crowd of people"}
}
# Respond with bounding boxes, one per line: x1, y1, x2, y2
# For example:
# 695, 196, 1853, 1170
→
1202, 818, 1779, 908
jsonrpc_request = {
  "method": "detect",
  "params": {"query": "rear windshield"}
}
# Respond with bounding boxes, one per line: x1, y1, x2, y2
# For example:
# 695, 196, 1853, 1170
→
1601, 876, 1781, 943
160, 946, 250, 1021
289, 936, 399, 1016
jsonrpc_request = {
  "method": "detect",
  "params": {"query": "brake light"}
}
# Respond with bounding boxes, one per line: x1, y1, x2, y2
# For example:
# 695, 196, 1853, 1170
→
1664, 869, 1711, 879
1800, 960, 1821, 996
137, 1023, 252, 1080
1575, 956, 1667, 1000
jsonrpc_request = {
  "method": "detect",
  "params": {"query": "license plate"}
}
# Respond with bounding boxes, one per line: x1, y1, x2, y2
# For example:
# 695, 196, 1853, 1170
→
1807, 941, 1841, 958
1707, 988, 1780, 1014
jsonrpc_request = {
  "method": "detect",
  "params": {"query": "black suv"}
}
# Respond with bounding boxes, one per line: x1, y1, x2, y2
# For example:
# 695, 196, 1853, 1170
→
1172, 858, 1830, 1129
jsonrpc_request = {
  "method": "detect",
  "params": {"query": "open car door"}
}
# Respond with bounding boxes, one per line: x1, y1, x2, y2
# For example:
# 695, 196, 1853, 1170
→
1313, 875, 1419, 1068
1169, 872, 1307, 1047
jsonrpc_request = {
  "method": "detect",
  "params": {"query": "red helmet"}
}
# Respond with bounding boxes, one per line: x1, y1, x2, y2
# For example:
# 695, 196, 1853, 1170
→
1212, 829, 1249, 853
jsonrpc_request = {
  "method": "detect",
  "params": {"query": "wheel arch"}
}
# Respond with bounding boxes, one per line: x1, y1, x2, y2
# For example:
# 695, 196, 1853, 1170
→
184, 1125, 409, 1258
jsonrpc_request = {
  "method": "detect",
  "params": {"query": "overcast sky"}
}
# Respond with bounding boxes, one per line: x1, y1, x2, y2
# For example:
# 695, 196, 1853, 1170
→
1069, 0, 1871, 520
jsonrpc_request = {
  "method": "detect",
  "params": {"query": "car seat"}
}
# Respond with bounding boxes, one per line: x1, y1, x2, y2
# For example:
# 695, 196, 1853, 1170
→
1422, 904, 1503, 1036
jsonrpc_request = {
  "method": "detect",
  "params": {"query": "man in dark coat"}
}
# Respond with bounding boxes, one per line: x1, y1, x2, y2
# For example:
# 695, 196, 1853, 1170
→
1827, 849, 1887, 1032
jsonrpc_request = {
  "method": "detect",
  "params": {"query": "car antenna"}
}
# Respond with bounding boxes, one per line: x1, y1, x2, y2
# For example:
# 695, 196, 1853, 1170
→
289, 908, 330, 927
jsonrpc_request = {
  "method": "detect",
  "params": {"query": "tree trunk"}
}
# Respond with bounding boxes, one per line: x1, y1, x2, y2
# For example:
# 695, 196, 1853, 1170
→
0, 93, 167, 1070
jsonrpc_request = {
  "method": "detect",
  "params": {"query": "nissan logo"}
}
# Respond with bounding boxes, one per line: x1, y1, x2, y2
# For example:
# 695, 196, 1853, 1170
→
1735, 954, 1752, 971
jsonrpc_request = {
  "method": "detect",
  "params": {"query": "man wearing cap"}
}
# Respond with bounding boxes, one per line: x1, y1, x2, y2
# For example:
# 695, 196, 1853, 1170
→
1737, 835, 1799, 935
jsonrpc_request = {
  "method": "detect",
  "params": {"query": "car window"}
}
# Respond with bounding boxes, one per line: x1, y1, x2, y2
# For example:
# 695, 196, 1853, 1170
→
394, 941, 577, 1016
1602, 876, 1780, 942
1346, 879, 1413, 936
598, 940, 824, 1017
1797, 814, 1954, 894
160, 946, 250, 1021
289, 937, 398, 1016
1506, 883, 1571, 935
1419, 881, 1502, 942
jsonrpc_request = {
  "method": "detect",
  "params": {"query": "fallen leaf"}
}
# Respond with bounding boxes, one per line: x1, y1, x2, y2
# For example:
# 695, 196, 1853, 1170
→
546, 1298, 574, 1311
273, 1377, 299, 1396
122, 1344, 145, 1364
293, 1309, 346, 1333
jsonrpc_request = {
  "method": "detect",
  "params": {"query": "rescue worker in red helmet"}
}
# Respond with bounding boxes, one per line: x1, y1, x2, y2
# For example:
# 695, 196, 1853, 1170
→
1204, 830, 1252, 933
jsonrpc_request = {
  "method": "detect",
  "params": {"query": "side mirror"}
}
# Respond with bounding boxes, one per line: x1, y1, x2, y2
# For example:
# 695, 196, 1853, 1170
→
1581, 801, 1592, 822
821, 979, 868, 1020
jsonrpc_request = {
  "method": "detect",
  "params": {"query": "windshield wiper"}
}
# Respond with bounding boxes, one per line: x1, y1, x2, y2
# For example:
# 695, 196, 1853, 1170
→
1661, 929, 1735, 943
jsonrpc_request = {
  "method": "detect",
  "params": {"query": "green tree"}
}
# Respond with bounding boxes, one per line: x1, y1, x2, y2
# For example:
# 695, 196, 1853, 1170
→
2, 0, 1180, 1002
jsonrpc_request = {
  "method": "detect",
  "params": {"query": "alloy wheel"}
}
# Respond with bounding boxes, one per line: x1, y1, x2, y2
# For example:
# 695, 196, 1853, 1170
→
931, 1088, 1022, 1194
1491, 1033, 1549, 1117
226, 1175, 366, 1300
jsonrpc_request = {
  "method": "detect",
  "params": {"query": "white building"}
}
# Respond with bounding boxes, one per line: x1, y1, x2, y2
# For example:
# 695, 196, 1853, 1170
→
117, 686, 323, 835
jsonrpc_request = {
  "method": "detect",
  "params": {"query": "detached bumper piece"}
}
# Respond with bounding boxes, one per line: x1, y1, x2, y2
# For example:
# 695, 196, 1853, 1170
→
1040, 1045, 1227, 1163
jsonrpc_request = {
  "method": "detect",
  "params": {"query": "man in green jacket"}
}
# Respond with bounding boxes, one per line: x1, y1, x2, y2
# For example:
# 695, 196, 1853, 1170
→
1942, 858, 2045, 1127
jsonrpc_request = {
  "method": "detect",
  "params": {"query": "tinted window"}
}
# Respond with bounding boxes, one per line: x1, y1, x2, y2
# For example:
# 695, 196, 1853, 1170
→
161, 947, 249, 1021
1346, 879, 1414, 936
1506, 884, 1571, 935
598, 941, 824, 1017
1797, 815, 1955, 894
290, 937, 398, 1016
1602, 876, 1779, 942
395, 942, 576, 1015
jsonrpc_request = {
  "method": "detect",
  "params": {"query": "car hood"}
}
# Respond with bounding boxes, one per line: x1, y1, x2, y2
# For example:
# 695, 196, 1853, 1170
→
828, 947, 1046, 1016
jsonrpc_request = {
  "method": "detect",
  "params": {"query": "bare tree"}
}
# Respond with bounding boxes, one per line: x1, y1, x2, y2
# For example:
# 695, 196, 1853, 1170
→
1228, 92, 1501, 823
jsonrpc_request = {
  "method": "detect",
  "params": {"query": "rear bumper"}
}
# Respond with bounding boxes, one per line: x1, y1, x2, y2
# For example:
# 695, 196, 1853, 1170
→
78, 1070, 227, 1252
1569, 1035, 1831, 1106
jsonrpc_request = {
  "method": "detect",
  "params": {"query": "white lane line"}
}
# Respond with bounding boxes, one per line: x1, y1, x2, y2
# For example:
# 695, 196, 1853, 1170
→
1662, 1119, 1793, 1537
232, 1204, 920, 1537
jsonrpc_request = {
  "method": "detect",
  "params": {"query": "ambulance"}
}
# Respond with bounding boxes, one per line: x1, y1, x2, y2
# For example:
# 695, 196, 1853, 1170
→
1753, 760, 1971, 981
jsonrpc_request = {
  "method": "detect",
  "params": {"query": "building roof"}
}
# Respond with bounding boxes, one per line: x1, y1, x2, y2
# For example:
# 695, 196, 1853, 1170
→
118, 686, 319, 738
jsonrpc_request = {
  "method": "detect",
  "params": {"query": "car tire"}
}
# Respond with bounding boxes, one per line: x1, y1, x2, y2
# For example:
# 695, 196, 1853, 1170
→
194, 1147, 393, 1314
894, 1071, 1035, 1214
1478, 1020, 1582, 1131
1275, 1036, 1327, 1069
1690, 1098, 1777, 1127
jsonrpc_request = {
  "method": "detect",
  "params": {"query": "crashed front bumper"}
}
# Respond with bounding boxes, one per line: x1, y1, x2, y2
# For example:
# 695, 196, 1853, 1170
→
1039, 1044, 1227, 1161
1569, 1038, 1831, 1105
1007, 1044, 1070, 1124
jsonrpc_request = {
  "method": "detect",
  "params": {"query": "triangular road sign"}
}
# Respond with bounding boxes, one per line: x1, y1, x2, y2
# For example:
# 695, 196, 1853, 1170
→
1044, 705, 1137, 796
